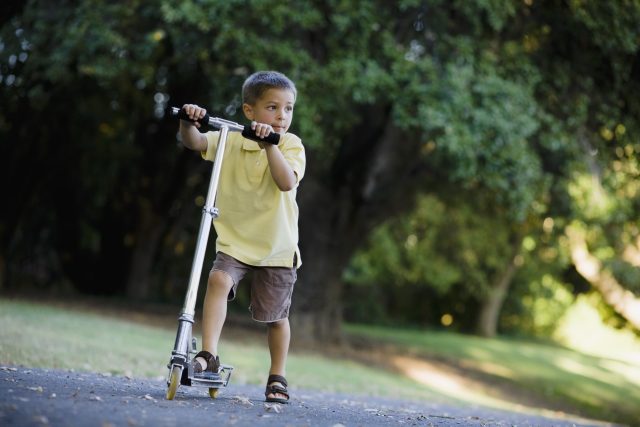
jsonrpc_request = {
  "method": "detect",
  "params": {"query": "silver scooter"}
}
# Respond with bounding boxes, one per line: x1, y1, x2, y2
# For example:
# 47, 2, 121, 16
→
165, 106, 280, 400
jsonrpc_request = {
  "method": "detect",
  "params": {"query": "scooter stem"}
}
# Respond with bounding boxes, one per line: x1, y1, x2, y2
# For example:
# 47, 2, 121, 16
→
172, 125, 235, 359
181, 125, 230, 317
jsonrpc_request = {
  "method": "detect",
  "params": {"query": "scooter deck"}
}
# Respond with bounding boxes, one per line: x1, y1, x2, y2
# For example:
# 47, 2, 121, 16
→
182, 365, 234, 388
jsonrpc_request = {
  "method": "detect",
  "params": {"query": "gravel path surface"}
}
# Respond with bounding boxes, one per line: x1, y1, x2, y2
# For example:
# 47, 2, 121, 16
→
0, 366, 618, 427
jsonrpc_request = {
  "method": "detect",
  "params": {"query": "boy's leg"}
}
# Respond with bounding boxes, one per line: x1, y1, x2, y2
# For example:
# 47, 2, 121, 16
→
266, 318, 290, 400
196, 270, 234, 369
251, 264, 296, 401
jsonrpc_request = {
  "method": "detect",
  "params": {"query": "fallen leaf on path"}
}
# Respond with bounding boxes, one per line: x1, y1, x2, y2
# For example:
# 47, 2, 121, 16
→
28, 386, 44, 393
232, 395, 253, 406
32, 415, 49, 424
264, 403, 282, 413
428, 414, 455, 419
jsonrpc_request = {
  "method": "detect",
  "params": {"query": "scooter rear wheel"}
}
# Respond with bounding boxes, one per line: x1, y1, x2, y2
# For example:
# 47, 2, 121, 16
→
166, 365, 182, 400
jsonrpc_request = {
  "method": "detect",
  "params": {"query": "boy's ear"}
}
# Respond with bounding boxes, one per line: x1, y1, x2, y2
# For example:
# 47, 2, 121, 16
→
242, 103, 254, 120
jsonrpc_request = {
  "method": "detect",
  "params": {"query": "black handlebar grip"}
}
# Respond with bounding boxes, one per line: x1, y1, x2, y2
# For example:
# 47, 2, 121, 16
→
171, 107, 212, 129
242, 127, 280, 145
168, 106, 280, 144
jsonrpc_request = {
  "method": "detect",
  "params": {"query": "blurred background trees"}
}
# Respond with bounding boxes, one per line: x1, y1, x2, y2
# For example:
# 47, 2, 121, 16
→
1, 0, 638, 343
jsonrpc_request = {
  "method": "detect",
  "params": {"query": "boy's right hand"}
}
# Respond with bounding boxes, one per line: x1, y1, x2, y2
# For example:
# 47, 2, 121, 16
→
181, 104, 207, 128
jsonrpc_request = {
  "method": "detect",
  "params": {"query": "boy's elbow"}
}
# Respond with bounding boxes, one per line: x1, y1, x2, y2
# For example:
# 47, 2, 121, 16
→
275, 172, 297, 192
278, 182, 296, 192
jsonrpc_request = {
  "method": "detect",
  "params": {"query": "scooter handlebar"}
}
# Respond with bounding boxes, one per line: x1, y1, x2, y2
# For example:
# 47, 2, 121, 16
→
169, 107, 280, 145
170, 106, 213, 129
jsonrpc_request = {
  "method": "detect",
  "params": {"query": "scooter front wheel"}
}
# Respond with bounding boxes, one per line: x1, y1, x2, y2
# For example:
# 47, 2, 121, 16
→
166, 365, 182, 400
209, 388, 220, 399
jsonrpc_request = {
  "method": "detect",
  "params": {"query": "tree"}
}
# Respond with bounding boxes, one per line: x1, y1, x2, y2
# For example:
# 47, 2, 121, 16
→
2, 0, 639, 343
336, 0, 640, 338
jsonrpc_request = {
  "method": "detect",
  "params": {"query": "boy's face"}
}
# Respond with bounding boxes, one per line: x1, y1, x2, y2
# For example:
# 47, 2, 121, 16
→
243, 88, 295, 134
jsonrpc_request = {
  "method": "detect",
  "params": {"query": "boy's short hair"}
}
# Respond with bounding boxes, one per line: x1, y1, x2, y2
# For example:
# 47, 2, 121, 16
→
242, 71, 297, 105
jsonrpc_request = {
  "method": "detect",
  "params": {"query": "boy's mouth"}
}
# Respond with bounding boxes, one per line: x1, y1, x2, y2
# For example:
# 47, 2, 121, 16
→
272, 126, 286, 133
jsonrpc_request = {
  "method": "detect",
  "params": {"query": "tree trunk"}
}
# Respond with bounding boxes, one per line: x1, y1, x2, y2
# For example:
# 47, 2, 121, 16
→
475, 239, 522, 337
0, 255, 4, 291
566, 224, 640, 331
292, 106, 423, 343
566, 131, 640, 331
622, 235, 640, 267
126, 198, 166, 300
291, 180, 353, 345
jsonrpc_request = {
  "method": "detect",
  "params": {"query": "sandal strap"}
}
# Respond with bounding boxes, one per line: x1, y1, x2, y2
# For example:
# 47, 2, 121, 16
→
194, 350, 218, 372
265, 374, 289, 400
266, 384, 289, 397
267, 374, 288, 388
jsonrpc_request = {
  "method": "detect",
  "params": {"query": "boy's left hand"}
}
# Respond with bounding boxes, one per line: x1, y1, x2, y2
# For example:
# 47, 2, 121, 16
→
251, 121, 275, 148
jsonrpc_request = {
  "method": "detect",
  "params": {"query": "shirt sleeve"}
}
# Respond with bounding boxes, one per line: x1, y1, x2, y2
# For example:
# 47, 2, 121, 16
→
201, 131, 220, 161
281, 134, 306, 183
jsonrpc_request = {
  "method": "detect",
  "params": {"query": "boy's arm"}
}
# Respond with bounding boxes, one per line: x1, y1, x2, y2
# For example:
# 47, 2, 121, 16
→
251, 121, 298, 191
264, 144, 297, 191
179, 104, 208, 152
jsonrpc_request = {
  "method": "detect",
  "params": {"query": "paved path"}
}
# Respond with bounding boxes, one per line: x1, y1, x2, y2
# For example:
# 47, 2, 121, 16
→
0, 367, 617, 427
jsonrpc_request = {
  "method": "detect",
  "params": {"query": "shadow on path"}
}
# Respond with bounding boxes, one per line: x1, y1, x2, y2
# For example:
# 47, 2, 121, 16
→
0, 367, 619, 427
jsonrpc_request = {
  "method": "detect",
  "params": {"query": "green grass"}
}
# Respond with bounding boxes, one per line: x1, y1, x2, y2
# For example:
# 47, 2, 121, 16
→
345, 323, 640, 426
1, 297, 638, 425
0, 298, 443, 403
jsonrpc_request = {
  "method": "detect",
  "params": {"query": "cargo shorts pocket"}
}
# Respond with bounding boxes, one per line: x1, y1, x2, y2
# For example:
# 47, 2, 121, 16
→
249, 267, 297, 323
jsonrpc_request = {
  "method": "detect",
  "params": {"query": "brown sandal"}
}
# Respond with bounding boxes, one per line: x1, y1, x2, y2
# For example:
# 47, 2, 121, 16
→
265, 374, 289, 404
193, 351, 221, 378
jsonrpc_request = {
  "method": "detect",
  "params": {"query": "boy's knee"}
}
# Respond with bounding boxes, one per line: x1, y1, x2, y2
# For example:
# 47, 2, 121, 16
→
208, 270, 234, 293
267, 318, 289, 328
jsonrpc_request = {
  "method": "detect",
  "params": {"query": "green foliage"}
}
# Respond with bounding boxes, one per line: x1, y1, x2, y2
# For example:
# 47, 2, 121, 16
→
413, 62, 543, 220
345, 195, 461, 293
1, 0, 639, 339
452, 0, 519, 32
502, 274, 575, 337
344, 0, 640, 337
344, 193, 521, 329
607, 259, 640, 295
569, 0, 640, 54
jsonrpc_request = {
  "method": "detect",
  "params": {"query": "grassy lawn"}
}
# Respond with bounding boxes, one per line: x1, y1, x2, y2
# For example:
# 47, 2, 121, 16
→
345, 323, 640, 426
1, 297, 637, 425
0, 298, 442, 402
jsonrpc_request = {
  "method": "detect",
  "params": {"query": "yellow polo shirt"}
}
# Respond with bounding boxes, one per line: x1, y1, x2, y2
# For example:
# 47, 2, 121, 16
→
202, 131, 305, 268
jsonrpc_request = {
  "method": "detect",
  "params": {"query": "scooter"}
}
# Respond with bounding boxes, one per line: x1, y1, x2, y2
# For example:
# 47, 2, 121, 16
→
165, 106, 280, 400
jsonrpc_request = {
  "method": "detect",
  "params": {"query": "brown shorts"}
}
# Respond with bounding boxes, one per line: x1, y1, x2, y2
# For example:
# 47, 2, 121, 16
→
211, 252, 297, 323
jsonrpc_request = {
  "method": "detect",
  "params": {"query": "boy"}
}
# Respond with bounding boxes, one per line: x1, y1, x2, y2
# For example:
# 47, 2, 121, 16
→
179, 71, 305, 404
